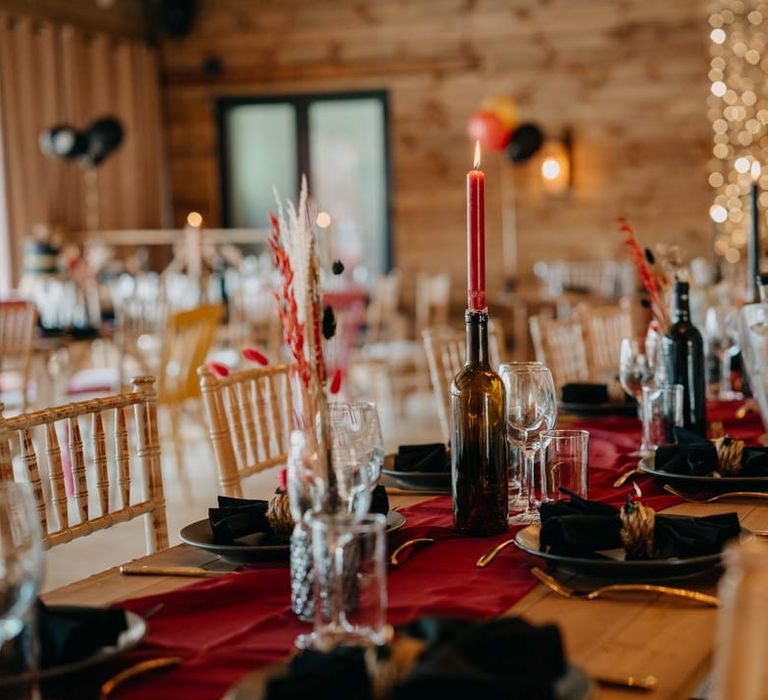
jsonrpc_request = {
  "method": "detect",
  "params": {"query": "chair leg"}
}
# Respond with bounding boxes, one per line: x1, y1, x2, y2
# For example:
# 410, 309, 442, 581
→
169, 404, 185, 476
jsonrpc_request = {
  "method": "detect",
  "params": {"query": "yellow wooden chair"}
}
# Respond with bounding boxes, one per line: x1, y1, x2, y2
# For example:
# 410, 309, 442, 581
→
0, 300, 37, 411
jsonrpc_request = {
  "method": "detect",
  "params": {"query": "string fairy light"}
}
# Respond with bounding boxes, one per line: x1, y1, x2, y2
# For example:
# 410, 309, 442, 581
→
708, 0, 768, 264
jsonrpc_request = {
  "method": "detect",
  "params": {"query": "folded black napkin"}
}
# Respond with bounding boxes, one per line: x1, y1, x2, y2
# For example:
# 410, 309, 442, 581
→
655, 428, 768, 477
37, 601, 127, 669
540, 492, 741, 560
393, 443, 450, 473
263, 616, 566, 700
561, 383, 609, 405
209, 486, 390, 545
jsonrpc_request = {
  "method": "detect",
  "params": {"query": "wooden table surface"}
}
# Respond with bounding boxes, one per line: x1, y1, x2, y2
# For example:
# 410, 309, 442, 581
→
43, 492, 768, 699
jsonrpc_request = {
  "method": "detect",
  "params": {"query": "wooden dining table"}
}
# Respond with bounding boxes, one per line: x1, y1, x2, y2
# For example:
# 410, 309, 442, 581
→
41, 490, 768, 699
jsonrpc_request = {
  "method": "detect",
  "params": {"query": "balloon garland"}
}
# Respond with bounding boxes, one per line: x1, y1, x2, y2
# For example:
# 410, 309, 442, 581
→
466, 96, 543, 163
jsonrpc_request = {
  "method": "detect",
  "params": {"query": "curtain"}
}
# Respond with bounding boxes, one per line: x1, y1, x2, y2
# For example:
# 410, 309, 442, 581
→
0, 13, 167, 290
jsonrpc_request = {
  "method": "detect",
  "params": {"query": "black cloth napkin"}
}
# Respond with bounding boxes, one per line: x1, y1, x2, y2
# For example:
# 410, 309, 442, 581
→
655, 427, 768, 477
561, 383, 609, 405
539, 491, 741, 559
209, 486, 391, 545
393, 443, 450, 473
37, 601, 127, 669
263, 616, 566, 700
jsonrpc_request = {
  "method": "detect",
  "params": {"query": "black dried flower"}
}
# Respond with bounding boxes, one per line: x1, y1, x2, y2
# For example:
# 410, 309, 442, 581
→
332, 259, 345, 275
644, 248, 655, 265
640, 298, 651, 309
322, 306, 336, 339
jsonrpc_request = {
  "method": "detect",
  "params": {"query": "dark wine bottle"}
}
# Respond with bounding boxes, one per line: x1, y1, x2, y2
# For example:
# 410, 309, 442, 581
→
450, 309, 508, 535
663, 280, 707, 435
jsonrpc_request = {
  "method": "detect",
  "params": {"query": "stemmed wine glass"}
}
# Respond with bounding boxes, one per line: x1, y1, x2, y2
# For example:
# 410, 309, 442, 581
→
705, 306, 741, 399
499, 363, 557, 524
328, 401, 385, 517
0, 483, 45, 699
619, 337, 654, 455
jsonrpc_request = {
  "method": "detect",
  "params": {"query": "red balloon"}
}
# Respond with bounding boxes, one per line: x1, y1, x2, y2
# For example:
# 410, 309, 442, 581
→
467, 110, 512, 151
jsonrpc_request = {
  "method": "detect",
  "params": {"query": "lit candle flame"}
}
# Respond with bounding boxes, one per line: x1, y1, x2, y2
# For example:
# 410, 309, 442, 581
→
473, 140, 481, 170
187, 211, 203, 227
752, 160, 762, 182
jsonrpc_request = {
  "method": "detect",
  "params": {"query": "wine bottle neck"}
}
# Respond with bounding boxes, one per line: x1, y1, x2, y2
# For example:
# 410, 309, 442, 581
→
672, 285, 691, 323
465, 309, 489, 365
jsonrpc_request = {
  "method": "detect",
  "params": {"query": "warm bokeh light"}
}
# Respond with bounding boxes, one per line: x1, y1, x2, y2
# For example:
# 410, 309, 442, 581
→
725, 247, 741, 263
541, 158, 561, 180
316, 211, 332, 228
186, 211, 203, 227
711, 80, 727, 97
473, 140, 481, 170
735, 156, 751, 173
711, 28, 726, 44
710, 204, 728, 223
751, 160, 762, 181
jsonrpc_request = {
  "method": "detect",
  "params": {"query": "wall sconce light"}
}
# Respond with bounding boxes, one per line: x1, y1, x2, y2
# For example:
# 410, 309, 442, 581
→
539, 131, 572, 196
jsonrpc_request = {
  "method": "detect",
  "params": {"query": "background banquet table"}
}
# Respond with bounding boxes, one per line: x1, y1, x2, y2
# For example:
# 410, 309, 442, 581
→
42, 402, 767, 699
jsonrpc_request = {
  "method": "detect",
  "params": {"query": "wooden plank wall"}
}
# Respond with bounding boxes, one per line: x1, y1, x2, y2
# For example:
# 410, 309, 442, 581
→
158, 0, 711, 295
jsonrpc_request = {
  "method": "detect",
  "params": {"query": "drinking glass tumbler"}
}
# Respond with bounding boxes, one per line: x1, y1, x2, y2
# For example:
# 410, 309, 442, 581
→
300, 513, 388, 651
540, 429, 589, 502
642, 384, 684, 450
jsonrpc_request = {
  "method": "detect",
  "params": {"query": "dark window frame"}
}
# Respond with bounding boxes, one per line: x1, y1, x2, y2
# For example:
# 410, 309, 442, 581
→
216, 89, 394, 271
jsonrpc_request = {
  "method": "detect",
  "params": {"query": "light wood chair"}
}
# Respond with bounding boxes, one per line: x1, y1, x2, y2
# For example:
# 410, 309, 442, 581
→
366, 270, 406, 343
528, 315, 590, 390
415, 272, 451, 332
0, 300, 38, 411
159, 304, 223, 473
0, 376, 168, 553
576, 302, 633, 383
422, 325, 503, 444
198, 363, 292, 498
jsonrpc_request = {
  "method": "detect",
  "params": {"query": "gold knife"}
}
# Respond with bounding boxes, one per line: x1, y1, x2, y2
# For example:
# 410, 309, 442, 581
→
120, 564, 230, 577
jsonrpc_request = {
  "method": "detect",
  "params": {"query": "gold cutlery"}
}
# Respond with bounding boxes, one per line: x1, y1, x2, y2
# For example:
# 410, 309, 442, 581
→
389, 538, 434, 566
592, 673, 658, 692
100, 657, 182, 699
120, 564, 229, 577
736, 400, 758, 419
475, 538, 516, 568
613, 467, 642, 488
531, 567, 719, 607
663, 484, 768, 503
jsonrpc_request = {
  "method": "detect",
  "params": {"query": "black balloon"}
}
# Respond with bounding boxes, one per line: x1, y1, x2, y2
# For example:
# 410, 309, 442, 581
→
84, 117, 124, 166
507, 123, 544, 163
39, 124, 87, 160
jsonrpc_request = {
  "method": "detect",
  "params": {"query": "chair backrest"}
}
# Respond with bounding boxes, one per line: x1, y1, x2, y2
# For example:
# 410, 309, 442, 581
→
0, 376, 168, 553
529, 315, 590, 389
198, 363, 292, 497
159, 305, 222, 405
366, 270, 403, 342
422, 326, 503, 444
0, 300, 38, 410
576, 303, 633, 383
415, 273, 451, 331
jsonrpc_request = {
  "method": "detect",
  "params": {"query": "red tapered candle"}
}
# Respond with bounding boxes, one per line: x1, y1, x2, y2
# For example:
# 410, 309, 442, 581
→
467, 140, 486, 310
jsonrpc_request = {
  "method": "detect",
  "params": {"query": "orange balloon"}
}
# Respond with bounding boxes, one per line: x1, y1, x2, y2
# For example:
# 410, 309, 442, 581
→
467, 110, 511, 152
481, 95, 518, 130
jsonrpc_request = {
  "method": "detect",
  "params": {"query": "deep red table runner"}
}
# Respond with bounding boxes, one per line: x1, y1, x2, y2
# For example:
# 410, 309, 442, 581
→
110, 401, 761, 699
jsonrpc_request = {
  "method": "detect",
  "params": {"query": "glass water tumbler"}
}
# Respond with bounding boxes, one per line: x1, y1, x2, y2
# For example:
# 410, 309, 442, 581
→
641, 384, 684, 450
540, 429, 589, 502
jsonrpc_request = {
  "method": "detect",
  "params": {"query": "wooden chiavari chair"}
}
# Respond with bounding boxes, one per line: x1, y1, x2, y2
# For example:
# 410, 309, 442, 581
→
576, 302, 633, 383
197, 363, 292, 498
0, 376, 168, 553
528, 315, 590, 390
415, 272, 451, 332
422, 325, 503, 444
366, 270, 406, 343
0, 300, 38, 411
159, 304, 223, 474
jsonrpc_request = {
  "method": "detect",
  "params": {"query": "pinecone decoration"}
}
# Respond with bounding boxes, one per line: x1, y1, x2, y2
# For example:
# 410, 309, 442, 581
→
620, 499, 656, 560
266, 493, 294, 539
714, 436, 745, 476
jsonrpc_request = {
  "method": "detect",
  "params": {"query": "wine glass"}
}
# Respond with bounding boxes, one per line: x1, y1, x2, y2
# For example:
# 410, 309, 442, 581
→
329, 402, 384, 516
0, 483, 45, 698
705, 306, 741, 399
499, 363, 557, 524
619, 337, 653, 455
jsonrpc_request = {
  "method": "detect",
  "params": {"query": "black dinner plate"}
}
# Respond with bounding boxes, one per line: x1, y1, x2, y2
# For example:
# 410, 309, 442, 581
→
0, 610, 146, 687
514, 523, 746, 580
638, 455, 768, 491
381, 468, 451, 492
559, 401, 637, 418
180, 510, 407, 564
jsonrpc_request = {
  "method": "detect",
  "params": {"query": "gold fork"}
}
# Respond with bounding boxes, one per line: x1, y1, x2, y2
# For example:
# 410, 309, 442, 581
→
531, 567, 719, 607
389, 538, 434, 566
613, 467, 642, 488
475, 538, 516, 568
100, 657, 182, 699
663, 484, 768, 503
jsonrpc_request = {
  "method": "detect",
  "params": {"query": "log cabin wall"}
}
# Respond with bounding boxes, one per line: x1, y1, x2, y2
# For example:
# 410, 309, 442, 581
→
160, 0, 711, 297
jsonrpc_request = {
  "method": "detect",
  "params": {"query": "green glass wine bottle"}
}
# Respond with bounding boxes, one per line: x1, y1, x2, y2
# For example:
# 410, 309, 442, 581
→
450, 309, 508, 535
